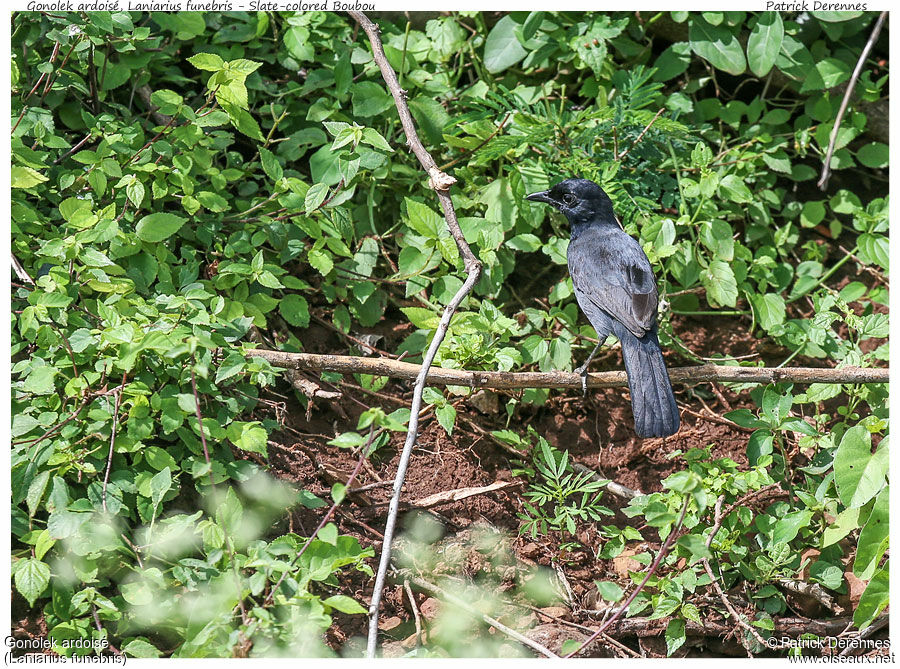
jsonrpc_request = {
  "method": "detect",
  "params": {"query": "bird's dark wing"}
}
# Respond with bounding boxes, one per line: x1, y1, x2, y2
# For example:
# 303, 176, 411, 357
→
568, 227, 658, 338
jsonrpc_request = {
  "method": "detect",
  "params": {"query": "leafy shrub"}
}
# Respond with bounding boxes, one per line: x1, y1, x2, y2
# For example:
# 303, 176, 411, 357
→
11, 10, 888, 657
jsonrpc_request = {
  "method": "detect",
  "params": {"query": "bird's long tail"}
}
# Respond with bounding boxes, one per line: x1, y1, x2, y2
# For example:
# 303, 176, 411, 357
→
619, 325, 680, 438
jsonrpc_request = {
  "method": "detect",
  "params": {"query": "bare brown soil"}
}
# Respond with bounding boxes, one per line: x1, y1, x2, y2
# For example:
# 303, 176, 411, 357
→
248, 299, 887, 657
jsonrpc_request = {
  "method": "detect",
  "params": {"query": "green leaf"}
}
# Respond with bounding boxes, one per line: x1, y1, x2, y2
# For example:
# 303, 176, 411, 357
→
853, 564, 889, 630
319, 522, 338, 544
747, 12, 783, 77
725, 410, 765, 429
14, 558, 50, 607
676, 535, 712, 562
815, 57, 850, 89
323, 594, 367, 614
126, 179, 145, 208
196, 191, 229, 213
483, 15, 527, 73
26, 471, 51, 517
857, 233, 889, 271
689, 16, 746, 75
664, 470, 701, 493
149, 467, 172, 508
177, 393, 198, 414
284, 26, 314, 62
701, 260, 738, 307
560, 640, 583, 656
279, 293, 310, 328
822, 507, 860, 548
665, 618, 686, 656
834, 427, 888, 508
507, 233, 542, 252
135, 213, 187, 243
305, 183, 329, 213
780, 418, 818, 437
227, 58, 262, 77
408, 97, 450, 146
360, 127, 393, 152
856, 142, 889, 169
122, 639, 162, 658
747, 429, 774, 466
298, 490, 327, 509
800, 200, 825, 228
227, 421, 268, 456
259, 147, 283, 182
400, 307, 440, 330
405, 198, 441, 238
771, 509, 812, 544
750, 293, 786, 331
216, 487, 243, 535
33, 530, 55, 561
214, 353, 246, 385
47, 510, 88, 539
154, 13, 205, 40
812, 10, 864, 21
718, 174, 752, 203
222, 102, 262, 140
188, 52, 225, 72
22, 366, 57, 395
350, 81, 393, 118
149, 89, 183, 114
307, 247, 333, 276
699, 219, 734, 261
435, 403, 456, 436
810, 561, 843, 590
853, 487, 888, 579
654, 42, 692, 81
12, 165, 48, 189
594, 581, 624, 602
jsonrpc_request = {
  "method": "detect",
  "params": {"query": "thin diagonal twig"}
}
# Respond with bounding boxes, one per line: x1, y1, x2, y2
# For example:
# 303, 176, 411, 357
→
701, 495, 767, 654
102, 373, 127, 513
407, 575, 559, 658
616, 107, 666, 161
263, 426, 376, 607
346, 11, 482, 658
817, 11, 887, 190
564, 495, 690, 657
189, 354, 214, 486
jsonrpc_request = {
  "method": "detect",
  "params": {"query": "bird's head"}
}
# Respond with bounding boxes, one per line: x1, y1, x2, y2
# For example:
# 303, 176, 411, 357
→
525, 178, 615, 227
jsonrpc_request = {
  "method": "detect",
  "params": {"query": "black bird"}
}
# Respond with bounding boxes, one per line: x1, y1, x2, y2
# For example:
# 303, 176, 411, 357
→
526, 178, 679, 438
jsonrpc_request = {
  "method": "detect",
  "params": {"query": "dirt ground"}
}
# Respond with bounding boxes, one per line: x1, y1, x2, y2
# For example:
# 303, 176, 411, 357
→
255, 280, 887, 657
10, 262, 886, 658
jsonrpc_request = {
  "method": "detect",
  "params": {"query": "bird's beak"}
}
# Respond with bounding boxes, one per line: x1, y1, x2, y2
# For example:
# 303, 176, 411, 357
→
525, 190, 554, 205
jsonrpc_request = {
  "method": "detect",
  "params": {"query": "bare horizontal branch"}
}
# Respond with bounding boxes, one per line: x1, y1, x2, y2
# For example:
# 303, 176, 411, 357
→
245, 349, 888, 387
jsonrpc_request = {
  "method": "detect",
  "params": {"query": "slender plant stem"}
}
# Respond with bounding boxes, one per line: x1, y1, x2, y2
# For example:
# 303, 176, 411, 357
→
617, 107, 665, 161
189, 354, 214, 486
788, 245, 858, 303
564, 496, 690, 657
346, 11, 482, 658
262, 426, 376, 606
102, 373, 127, 513
817, 11, 887, 190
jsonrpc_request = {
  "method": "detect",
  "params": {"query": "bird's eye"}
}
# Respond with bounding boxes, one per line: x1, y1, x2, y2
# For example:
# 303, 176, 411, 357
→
562, 193, 576, 205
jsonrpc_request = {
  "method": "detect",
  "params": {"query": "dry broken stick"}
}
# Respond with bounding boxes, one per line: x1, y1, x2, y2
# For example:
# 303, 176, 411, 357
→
345, 10, 483, 658
244, 349, 890, 387
564, 495, 691, 657
701, 496, 769, 653
11, 253, 35, 285
405, 574, 559, 658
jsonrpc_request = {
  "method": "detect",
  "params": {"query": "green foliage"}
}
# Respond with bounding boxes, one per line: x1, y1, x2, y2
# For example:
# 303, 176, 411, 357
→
11, 9, 888, 658
514, 436, 612, 543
